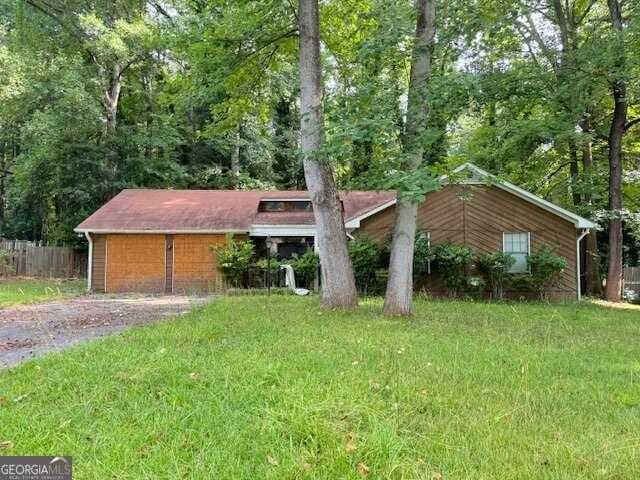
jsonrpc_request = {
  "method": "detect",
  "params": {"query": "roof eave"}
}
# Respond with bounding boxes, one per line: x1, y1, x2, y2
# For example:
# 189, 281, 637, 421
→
73, 228, 249, 234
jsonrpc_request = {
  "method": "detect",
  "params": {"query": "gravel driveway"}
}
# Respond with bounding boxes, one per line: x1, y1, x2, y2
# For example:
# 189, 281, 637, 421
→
0, 295, 209, 368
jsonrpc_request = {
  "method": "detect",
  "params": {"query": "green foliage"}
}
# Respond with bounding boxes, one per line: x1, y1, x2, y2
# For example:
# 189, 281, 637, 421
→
413, 232, 434, 277
477, 252, 516, 300
466, 275, 486, 299
286, 249, 320, 289
252, 258, 272, 272
0, 0, 637, 277
381, 169, 441, 204
348, 238, 380, 294
527, 246, 568, 300
210, 235, 255, 288
433, 242, 475, 296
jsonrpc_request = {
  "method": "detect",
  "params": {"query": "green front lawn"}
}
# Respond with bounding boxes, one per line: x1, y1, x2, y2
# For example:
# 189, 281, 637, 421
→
0, 278, 85, 307
1, 297, 639, 479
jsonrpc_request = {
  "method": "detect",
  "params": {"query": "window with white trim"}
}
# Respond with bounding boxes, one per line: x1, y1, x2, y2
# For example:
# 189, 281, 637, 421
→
503, 232, 530, 273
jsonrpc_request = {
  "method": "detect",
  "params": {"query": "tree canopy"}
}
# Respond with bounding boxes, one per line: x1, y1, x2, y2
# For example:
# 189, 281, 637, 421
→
0, 0, 637, 277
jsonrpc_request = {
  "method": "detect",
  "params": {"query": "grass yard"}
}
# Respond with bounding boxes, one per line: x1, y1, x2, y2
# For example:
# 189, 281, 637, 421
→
0, 278, 85, 307
1, 297, 639, 479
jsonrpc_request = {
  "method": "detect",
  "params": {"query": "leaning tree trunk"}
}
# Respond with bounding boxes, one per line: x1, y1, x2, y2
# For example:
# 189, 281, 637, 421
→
298, 0, 357, 309
604, 0, 627, 302
383, 0, 435, 316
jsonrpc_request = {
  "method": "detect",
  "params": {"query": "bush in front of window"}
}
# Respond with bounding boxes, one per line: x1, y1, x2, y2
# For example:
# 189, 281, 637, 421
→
526, 245, 567, 300
432, 242, 475, 297
210, 234, 255, 288
477, 252, 516, 301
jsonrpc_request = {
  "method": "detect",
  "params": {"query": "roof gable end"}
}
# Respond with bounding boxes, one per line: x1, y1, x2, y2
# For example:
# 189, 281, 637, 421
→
443, 163, 596, 229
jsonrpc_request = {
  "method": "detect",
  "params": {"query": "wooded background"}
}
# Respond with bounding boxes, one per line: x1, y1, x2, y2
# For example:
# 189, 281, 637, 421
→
0, 0, 638, 281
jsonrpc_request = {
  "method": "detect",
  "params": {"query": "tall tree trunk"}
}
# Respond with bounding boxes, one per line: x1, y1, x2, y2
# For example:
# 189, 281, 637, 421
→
580, 116, 603, 296
231, 125, 241, 187
568, 141, 581, 206
142, 69, 154, 162
383, 0, 435, 315
102, 63, 123, 179
298, 0, 357, 309
0, 148, 6, 228
604, 0, 627, 302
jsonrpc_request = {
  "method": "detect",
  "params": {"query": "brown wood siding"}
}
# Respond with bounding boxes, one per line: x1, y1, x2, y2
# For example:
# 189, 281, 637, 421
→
106, 234, 165, 293
355, 185, 578, 300
91, 234, 106, 293
165, 235, 174, 293
172, 234, 230, 293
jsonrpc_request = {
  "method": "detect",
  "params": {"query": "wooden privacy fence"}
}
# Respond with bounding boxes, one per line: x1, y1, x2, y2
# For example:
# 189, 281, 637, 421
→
624, 266, 640, 295
0, 238, 87, 278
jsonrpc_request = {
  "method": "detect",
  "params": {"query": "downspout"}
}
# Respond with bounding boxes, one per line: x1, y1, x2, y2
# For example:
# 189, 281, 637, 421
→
84, 232, 93, 292
576, 228, 589, 301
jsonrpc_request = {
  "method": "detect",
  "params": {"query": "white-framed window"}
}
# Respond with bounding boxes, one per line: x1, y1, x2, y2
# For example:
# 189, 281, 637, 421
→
502, 232, 530, 273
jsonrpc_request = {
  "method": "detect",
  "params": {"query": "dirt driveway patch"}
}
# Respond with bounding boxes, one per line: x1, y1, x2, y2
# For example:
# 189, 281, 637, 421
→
0, 295, 209, 368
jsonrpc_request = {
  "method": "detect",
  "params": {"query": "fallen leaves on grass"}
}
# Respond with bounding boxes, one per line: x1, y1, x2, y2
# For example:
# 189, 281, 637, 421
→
0, 441, 14, 449
345, 439, 358, 453
357, 463, 370, 477
432, 471, 442, 479
266, 454, 279, 466
138, 447, 149, 458
345, 431, 358, 453
189, 372, 199, 380
298, 459, 312, 471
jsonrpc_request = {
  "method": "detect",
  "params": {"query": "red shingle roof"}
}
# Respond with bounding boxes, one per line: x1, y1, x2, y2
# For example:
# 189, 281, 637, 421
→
75, 189, 396, 233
